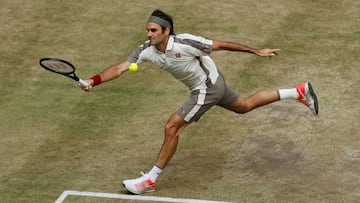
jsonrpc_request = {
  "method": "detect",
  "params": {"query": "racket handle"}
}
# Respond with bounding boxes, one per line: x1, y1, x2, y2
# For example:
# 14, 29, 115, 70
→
78, 79, 89, 87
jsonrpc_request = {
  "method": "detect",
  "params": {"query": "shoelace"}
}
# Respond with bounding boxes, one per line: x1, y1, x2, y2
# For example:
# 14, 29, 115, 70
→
139, 172, 156, 189
297, 88, 313, 107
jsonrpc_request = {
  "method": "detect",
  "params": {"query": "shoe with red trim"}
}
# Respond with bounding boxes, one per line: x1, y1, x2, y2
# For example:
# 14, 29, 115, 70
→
296, 82, 318, 115
122, 172, 156, 195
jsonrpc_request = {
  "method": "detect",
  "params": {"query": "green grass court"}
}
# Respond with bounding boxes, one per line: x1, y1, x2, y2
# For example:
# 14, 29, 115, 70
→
1, 0, 359, 202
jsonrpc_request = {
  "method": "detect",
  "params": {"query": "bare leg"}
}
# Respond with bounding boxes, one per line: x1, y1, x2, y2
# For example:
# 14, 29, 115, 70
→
156, 112, 189, 168
224, 90, 280, 114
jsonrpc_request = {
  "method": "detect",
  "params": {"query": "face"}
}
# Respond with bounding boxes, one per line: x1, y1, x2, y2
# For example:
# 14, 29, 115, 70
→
146, 22, 169, 46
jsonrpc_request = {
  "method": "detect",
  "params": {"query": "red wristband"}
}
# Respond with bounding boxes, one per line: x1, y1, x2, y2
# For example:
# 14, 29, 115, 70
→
90, 74, 102, 86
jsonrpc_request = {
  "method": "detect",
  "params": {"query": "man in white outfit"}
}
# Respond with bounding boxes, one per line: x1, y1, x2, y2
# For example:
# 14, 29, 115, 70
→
82, 9, 318, 195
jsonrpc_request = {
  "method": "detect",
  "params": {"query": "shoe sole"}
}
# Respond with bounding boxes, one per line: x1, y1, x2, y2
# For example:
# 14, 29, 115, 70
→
122, 182, 155, 195
123, 182, 140, 195
307, 82, 319, 115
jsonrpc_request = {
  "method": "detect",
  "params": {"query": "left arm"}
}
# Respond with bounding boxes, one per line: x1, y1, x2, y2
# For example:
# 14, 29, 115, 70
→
212, 40, 280, 57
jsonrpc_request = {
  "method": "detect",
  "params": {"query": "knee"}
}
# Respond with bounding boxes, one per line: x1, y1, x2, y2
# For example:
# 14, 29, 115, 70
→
233, 109, 249, 114
163, 113, 188, 138
164, 121, 179, 138
235, 105, 253, 114
224, 98, 253, 114
227, 104, 251, 114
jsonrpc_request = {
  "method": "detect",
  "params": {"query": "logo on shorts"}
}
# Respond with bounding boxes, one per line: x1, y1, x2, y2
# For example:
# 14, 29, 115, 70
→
175, 53, 181, 58
179, 108, 187, 115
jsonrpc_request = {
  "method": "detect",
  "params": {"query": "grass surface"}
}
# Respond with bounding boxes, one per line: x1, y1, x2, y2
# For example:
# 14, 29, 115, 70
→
0, 0, 359, 202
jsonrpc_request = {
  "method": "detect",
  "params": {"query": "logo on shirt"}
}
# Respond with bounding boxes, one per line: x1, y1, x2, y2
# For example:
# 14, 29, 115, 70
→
175, 53, 181, 58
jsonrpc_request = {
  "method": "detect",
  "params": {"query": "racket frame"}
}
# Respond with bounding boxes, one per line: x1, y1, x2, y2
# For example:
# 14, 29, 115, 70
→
39, 57, 88, 87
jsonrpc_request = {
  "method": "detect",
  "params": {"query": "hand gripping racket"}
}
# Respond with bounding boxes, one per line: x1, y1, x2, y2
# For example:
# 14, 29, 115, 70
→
39, 58, 89, 87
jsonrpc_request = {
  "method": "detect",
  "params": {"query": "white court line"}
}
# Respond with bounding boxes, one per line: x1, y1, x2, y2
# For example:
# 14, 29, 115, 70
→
55, 190, 234, 203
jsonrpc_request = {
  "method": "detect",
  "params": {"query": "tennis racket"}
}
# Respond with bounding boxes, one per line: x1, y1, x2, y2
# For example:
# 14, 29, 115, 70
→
39, 57, 89, 87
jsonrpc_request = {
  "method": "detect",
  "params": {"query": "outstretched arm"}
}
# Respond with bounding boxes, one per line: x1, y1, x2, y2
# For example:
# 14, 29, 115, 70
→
212, 40, 280, 57
81, 61, 130, 91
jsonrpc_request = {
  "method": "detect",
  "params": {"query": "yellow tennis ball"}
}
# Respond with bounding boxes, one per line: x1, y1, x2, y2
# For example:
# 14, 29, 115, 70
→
128, 63, 138, 72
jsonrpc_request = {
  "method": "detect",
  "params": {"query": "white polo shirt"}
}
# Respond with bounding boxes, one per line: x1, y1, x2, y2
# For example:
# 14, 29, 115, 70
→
128, 33, 219, 90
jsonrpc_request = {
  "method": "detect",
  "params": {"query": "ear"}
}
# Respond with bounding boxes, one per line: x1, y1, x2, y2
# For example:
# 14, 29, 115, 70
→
164, 26, 170, 35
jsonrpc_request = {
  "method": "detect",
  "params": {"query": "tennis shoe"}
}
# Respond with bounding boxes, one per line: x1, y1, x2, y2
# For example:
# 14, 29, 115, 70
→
122, 172, 156, 195
296, 82, 318, 115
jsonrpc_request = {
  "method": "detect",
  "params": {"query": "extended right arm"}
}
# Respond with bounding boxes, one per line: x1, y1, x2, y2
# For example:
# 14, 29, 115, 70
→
82, 61, 130, 91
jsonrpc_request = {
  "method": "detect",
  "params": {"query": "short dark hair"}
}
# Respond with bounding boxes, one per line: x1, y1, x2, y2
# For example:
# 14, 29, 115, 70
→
150, 9, 175, 35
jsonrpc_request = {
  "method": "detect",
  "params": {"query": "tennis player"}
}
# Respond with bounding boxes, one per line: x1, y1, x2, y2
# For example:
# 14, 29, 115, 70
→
82, 9, 318, 194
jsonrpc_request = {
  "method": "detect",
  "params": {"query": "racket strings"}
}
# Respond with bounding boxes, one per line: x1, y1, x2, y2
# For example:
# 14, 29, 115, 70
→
43, 61, 74, 73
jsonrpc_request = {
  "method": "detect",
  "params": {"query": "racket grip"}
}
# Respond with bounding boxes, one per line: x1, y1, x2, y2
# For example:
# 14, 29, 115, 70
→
78, 79, 89, 87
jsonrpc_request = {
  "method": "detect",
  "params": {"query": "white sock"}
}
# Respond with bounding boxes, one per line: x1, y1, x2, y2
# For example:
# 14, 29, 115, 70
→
148, 165, 163, 182
278, 88, 298, 100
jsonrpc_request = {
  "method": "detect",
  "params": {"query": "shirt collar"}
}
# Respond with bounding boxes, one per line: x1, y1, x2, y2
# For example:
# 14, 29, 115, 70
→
166, 35, 174, 52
